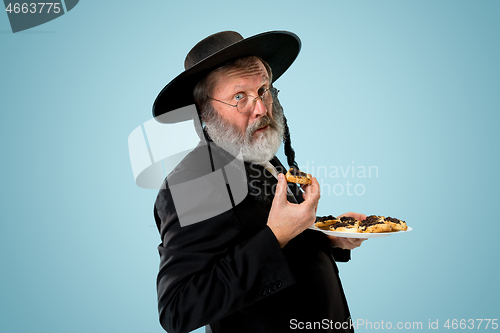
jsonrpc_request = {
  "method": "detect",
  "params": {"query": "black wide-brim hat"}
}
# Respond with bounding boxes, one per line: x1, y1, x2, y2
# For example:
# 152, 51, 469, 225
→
153, 30, 301, 123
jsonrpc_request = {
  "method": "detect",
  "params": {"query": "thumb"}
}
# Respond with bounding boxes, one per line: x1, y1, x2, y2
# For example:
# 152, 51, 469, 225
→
273, 173, 288, 205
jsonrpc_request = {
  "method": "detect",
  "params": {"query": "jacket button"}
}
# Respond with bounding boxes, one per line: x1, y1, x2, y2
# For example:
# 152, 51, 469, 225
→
276, 281, 282, 289
259, 289, 267, 296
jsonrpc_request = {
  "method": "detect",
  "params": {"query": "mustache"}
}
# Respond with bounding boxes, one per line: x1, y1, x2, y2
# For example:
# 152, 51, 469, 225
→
247, 115, 276, 136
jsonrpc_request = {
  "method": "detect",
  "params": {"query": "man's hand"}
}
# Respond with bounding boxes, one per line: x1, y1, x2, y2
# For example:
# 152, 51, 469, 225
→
328, 236, 366, 250
267, 173, 320, 248
328, 211, 367, 249
337, 211, 366, 221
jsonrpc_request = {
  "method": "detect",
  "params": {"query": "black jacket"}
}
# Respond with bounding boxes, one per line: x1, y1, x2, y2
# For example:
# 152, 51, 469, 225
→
154, 142, 353, 333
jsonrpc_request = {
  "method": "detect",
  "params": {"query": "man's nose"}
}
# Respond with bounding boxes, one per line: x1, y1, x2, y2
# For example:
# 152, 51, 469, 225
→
252, 97, 268, 117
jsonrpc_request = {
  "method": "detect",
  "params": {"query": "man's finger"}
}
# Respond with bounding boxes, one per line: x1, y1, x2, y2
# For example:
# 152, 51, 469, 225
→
272, 173, 288, 205
336, 237, 352, 249
346, 238, 367, 246
302, 176, 320, 205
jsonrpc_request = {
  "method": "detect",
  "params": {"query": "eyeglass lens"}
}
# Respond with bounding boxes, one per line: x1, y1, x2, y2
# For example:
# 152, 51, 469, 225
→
237, 89, 275, 113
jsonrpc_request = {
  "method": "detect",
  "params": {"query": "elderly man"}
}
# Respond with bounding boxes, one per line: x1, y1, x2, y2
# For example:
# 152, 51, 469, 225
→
153, 31, 365, 333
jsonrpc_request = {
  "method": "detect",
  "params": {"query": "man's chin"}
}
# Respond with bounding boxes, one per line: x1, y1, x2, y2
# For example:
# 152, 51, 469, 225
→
241, 133, 281, 163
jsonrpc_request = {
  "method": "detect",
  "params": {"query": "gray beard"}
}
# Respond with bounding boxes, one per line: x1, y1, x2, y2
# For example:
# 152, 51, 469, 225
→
203, 105, 285, 163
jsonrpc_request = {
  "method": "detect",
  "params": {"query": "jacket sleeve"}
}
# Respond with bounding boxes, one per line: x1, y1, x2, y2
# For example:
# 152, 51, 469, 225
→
313, 215, 351, 263
331, 247, 351, 262
155, 183, 295, 333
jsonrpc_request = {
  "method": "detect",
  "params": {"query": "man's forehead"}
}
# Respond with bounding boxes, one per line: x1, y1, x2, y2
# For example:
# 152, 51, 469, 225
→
218, 60, 269, 84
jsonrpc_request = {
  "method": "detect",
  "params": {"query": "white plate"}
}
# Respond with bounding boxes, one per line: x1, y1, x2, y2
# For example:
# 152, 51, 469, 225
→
308, 226, 413, 238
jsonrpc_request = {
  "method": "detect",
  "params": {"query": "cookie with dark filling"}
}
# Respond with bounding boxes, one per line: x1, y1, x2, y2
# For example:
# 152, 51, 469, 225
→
329, 216, 361, 233
359, 215, 392, 233
383, 216, 408, 231
285, 167, 312, 185
315, 214, 409, 233
315, 215, 339, 229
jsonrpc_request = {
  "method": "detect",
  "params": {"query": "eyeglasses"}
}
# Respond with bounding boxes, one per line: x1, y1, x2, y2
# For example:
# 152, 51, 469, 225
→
208, 87, 279, 114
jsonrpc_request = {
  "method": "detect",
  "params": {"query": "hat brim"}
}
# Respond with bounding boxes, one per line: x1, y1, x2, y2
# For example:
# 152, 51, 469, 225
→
153, 31, 301, 123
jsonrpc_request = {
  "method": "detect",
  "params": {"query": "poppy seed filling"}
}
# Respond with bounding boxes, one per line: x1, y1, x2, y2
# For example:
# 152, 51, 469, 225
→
289, 168, 308, 177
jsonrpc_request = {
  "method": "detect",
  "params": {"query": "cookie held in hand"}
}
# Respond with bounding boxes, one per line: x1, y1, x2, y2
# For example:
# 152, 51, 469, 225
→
285, 167, 312, 185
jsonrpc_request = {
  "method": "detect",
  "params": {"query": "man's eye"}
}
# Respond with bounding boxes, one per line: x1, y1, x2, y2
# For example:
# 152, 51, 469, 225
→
234, 93, 246, 101
258, 87, 269, 96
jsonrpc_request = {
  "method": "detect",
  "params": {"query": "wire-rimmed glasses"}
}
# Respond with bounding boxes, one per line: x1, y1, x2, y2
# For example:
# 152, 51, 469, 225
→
208, 87, 279, 114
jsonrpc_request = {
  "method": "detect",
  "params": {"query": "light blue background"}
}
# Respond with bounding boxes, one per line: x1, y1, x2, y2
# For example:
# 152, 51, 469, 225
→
1, 1, 499, 332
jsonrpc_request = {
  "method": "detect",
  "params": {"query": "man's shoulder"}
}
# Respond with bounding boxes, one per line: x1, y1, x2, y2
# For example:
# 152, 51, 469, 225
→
164, 141, 245, 187
165, 143, 213, 187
